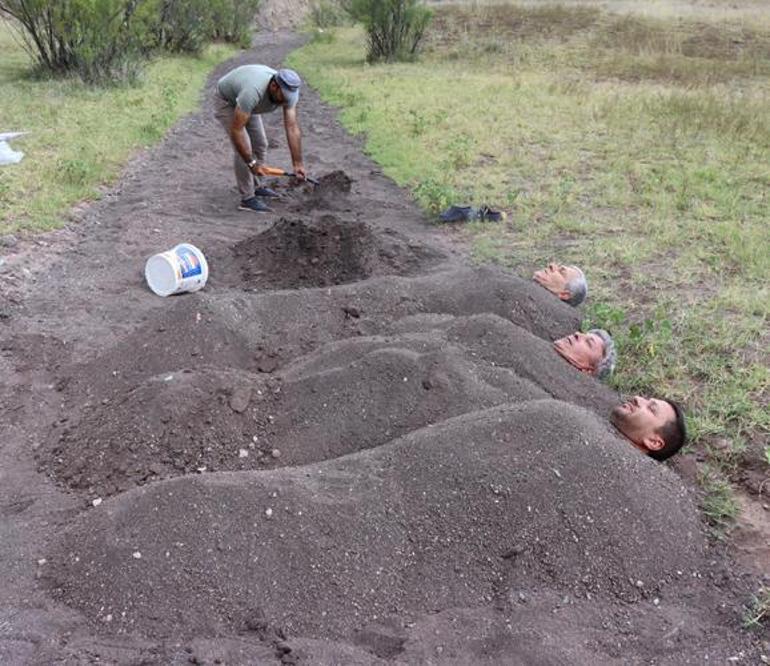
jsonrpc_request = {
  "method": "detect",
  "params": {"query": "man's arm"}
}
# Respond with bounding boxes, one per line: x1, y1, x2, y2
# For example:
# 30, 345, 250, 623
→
283, 105, 306, 179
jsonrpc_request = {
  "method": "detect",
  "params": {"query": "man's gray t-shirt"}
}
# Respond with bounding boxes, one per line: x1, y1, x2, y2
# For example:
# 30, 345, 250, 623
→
217, 65, 290, 115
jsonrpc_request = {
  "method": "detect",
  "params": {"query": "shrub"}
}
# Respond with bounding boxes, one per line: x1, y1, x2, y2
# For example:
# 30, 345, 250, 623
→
146, 0, 212, 54
309, 0, 348, 29
209, 0, 261, 48
144, 0, 260, 53
0, 0, 261, 82
0, 0, 147, 83
346, 0, 432, 62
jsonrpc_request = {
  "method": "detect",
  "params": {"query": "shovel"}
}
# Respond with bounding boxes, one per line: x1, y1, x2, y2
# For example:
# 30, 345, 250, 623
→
261, 165, 320, 186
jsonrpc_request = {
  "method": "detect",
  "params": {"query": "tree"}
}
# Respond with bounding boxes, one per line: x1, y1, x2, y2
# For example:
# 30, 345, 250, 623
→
347, 0, 432, 63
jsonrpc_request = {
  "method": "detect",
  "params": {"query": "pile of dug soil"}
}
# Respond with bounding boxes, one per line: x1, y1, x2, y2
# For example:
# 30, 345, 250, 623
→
229, 216, 442, 289
304, 169, 353, 208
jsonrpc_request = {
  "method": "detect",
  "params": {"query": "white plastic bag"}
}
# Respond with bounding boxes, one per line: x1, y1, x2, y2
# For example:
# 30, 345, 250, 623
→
0, 132, 27, 166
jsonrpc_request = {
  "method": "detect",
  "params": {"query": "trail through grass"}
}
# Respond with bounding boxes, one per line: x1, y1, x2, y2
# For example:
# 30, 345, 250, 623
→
0, 20, 238, 234
289, 3, 770, 529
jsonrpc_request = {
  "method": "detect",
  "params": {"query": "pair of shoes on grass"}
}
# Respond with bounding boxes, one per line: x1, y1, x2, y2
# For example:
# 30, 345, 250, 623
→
438, 204, 506, 223
238, 186, 281, 214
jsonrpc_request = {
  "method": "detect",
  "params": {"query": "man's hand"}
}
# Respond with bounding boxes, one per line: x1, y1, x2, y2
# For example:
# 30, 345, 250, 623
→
292, 163, 307, 180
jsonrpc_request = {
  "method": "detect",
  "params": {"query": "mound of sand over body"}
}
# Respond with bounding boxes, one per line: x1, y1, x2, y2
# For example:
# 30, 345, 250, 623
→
39, 369, 279, 497
229, 216, 443, 290
50, 302, 257, 404
51, 267, 579, 408
40, 312, 618, 498
44, 401, 703, 642
197, 265, 582, 363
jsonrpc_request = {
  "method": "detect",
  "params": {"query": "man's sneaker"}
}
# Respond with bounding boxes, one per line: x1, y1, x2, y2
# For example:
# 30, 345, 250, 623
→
479, 205, 506, 222
239, 197, 271, 213
438, 205, 478, 223
254, 186, 281, 198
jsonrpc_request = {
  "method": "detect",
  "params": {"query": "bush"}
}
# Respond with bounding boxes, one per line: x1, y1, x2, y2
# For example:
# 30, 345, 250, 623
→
209, 0, 261, 48
309, 0, 348, 29
0, 0, 147, 83
346, 0, 432, 62
147, 0, 211, 54
147, 0, 259, 54
0, 0, 260, 82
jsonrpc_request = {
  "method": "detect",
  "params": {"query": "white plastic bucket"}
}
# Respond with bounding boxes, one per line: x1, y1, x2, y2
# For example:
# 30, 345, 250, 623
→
145, 243, 209, 297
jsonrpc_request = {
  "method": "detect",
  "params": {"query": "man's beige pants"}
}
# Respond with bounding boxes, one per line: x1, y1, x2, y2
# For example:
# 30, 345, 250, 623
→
213, 93, 268, 200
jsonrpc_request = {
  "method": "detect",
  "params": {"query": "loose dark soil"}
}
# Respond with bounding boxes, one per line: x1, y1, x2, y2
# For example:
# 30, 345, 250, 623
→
229, 215, 443, 290
0, 30, 765, 666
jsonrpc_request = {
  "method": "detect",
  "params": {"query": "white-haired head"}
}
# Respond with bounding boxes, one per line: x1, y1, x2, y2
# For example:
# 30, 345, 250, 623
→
564, 266, 587, 306
588, 328, 616, 381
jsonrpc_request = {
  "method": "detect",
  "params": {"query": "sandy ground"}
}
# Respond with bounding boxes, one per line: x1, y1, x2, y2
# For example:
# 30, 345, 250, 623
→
0, 31, 767, 665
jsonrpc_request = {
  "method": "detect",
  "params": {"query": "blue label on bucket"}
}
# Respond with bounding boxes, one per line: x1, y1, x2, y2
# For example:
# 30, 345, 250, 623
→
176, 246, 202, 279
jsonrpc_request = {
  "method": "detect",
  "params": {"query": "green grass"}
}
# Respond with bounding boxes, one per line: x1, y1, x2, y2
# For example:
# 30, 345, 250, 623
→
0, 20, 238, 234
289, 5, 770, 526
743, 586, 770, 630
698, 464, 740, 538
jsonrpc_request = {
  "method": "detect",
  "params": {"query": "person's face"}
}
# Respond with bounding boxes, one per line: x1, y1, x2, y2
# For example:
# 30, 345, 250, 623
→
268, 79, 285, 105
533, 263, 581, 301
610, 396, 675, 454
553, 332, 604, 374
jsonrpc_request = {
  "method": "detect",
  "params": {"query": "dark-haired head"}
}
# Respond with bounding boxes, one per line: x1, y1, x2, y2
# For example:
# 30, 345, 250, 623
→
648, 399, 686, 461
610, 396, 687, 461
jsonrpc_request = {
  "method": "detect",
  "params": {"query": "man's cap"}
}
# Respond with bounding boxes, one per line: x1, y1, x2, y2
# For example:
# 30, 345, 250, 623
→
275, 68, 301, 108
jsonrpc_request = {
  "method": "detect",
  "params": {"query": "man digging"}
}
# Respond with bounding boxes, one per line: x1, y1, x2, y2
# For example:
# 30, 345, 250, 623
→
214, 64, 307, 213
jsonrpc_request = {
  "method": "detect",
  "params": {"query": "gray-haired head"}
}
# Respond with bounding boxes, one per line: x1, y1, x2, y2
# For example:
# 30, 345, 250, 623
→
564, 266, 587, 306
588, 328, 616, 381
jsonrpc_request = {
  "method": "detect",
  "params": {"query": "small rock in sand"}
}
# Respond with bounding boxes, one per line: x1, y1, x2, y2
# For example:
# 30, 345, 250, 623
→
229, 386, 251, 413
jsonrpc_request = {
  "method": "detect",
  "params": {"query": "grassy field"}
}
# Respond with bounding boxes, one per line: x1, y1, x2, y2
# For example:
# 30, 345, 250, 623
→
289, 3, 769, 528
0, 20, 238, 235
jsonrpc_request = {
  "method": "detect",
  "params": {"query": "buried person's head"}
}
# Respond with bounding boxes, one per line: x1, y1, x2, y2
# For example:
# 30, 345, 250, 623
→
611, 396, 687, 461
533, 263, 587, 306
553, 329, 615, 381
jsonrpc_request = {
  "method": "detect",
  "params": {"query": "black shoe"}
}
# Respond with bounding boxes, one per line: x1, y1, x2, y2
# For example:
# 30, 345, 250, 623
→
254, 186, 281, 198
479, 205, 506, 222
239, 197, 271, 213
439, 205, 478, 223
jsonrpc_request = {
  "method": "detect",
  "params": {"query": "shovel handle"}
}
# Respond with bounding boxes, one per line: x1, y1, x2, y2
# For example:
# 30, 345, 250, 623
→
263, 165, 319, 185
261, 166, 288, 176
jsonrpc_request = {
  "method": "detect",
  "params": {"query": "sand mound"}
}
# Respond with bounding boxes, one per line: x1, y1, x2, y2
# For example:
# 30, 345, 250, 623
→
51, 300, 256, 403
44, 401, 704, 642
200, 266, 581, 360
304, 170, 354, 209
40, 311, 618, 499
229, 216, 442, 289
39, 369, 279, 497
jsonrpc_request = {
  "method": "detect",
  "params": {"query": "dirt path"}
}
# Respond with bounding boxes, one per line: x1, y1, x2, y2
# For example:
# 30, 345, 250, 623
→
0, 32, 765, 664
